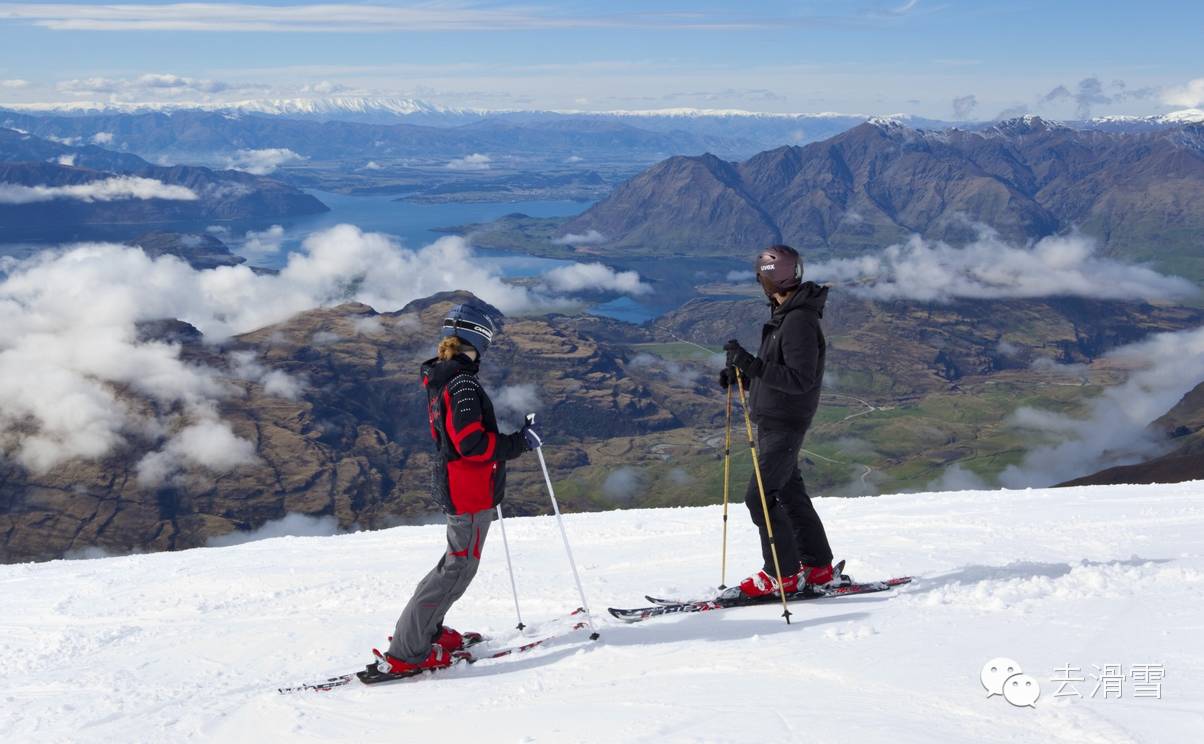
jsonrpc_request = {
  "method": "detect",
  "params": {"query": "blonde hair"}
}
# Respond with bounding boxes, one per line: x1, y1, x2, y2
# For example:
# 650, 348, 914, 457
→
438, 336, 462, 361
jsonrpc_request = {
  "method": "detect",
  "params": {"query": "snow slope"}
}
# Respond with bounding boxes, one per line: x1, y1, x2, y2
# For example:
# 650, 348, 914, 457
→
3, 482, 1203, 743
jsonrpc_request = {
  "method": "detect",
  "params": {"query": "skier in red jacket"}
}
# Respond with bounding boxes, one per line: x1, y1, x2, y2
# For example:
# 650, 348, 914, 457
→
372, 304, 540, 676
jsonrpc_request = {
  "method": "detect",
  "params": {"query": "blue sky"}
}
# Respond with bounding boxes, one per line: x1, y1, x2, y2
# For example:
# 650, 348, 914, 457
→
0, 1, 1201, 117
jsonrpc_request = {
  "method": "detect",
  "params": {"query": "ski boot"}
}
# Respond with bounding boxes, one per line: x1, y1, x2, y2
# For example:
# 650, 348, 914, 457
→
433, 625, 484, 653
738, 568, 801, 598
370, 644, 453, 677
800, 559, 850, 590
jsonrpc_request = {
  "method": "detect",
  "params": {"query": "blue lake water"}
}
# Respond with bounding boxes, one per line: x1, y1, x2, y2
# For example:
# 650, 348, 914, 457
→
263, 192, 589, 262
250, 192, 662, 323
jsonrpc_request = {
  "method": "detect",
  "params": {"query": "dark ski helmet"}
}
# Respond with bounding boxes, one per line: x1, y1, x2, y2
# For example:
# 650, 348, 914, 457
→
755, 244, 803, 298
441, 304, 496, 355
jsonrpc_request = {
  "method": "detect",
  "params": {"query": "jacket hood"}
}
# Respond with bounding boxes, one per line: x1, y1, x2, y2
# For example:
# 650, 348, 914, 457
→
772, 281, 828, 319
421, 353, 480, 389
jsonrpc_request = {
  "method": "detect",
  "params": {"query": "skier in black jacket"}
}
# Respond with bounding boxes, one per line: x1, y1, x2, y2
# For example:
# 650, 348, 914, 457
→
721, 245, 836, 598
371, 304, 540, 677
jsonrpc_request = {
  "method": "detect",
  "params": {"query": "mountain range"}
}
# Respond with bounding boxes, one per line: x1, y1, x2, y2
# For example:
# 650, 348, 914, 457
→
560, 117, 1204, 277
0, 128, 326, 237
0, 108, 756, 165
6, 101, 1202, 168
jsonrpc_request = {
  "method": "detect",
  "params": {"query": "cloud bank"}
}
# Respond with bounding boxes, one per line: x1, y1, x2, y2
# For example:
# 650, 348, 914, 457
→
0, 226, 652, 476
1000, 325, 1204, 487
239, 224, 286, 257
1163, 78, 1204, 109
540, 262, 651, 295
552, 229, 606, 246
224, 148, 303, 175
446, 153, 491, 171
809, 231, 1198, 303
0, 176, 198, 204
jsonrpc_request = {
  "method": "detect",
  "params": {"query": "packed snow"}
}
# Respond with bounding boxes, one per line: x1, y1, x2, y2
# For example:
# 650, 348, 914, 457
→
3, 481, 1203, 743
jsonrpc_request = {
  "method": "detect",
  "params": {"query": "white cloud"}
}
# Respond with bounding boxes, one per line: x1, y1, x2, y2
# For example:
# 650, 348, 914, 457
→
55, 153, 76, 166
351, 316, 384, 336
927, 462, 989, 492
552, 229, 606, 246
56, 73, 241, 100
1000, 325, 1204, 487
809, 230, 1198, 303
0, 227, 666, 475
360, 161, 382, 170
90, 131, 114, 144
0, 176, 198, 204
300, 80, 348, 95
540, 262, 651, 295
446, 153, 491, 171
239, 224, 286, 257
602, 466, 642, 503
224, 148, 303, 175
492, 383, 540, 430
627, 352, 708, 386
136, 419, 258, 486
207, 513, 339, 547
1, 78, 29, 88
229, 350, 304, 400
1163, 78, 1204, 108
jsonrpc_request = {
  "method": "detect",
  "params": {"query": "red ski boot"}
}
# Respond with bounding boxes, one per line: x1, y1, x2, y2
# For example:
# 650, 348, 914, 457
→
799, 563, 836, 588
371, 644, 452, 676
432, 626, 484, 653
738, 568, 800, 598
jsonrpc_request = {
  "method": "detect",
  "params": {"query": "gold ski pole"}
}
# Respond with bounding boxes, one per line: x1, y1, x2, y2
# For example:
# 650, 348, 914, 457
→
719, 380, 733, 589
734, 368, 792, 623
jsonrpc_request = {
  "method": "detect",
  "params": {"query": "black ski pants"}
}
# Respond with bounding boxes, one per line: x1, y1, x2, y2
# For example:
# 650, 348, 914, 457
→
744, 426, 833, 574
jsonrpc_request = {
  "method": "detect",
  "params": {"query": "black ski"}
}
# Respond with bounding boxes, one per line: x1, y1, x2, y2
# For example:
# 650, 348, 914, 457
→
645, 560, 850, 605
609, 576, 912, 623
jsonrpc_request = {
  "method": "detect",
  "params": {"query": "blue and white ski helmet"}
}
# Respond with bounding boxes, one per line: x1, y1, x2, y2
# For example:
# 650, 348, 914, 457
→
441, 304, 496, 355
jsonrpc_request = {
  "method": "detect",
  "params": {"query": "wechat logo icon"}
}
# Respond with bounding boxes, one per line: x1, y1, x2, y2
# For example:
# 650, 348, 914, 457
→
981, 657, 1041, 708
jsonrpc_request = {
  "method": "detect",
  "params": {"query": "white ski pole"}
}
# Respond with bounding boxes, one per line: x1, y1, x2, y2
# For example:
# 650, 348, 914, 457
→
528, 413, 600, 640
495, 504, 526, 631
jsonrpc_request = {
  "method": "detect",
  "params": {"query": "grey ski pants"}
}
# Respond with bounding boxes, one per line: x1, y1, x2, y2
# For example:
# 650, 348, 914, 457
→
387, 509, 493, 663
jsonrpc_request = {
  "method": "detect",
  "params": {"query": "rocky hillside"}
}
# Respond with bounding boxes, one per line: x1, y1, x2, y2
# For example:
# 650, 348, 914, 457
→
657, 292, 1204, 397
0, 128, 327, 237
124, 231, 246, 270
0, 292, 712, 563
562, 118, 1204, 275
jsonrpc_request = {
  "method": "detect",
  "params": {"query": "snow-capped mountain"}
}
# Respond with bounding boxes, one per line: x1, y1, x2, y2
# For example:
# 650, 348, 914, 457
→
3, 481, 1201, 742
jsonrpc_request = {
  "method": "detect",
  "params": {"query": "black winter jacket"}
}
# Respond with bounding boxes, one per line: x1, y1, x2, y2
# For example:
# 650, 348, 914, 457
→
422, 354, 528, 514
747, 282, 828, 432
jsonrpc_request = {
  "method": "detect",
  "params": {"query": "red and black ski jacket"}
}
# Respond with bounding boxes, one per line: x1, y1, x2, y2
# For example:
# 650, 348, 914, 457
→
422, 354, 528, 515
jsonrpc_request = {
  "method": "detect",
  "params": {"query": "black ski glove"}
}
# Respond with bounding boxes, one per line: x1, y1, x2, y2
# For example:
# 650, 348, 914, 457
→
521, 413, 543, 451
724, 340, 762, 378
718, 367, 749, 390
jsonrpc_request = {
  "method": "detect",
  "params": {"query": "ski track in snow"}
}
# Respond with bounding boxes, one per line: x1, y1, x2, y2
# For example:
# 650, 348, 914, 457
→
3, 482, 1203, 743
